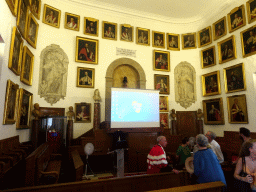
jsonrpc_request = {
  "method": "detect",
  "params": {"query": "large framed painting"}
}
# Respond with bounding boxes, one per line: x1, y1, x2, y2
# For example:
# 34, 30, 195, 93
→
202, 71, 221, 96
26, 13, 39, 48
6, 0, 19, 16
203, 98, 224, 125
153, 50, 170, 72
241, 25, 256, 58
17, 88, 33, 129
182, 33, 197, 50
152, 31, 165, 48
42, 4, 61, 28
160, 96, 168, 112
160, 113, 169, 129
76, 67, 95, 88
228, 5, 246, 33
84, 17, 99, 36
20, 46, 34, 85
102, 21, 117, 40
136, 27, 150, 46
198, 26, 212, 48
213, 16, 227, 41
30, 0, 41, 20
75, 36, 98, 64
75, 103, 91, 123
218, 35, 237, 64
154, 74, 169, 95
3, 80, 19, 124
167, 33, 180, 51
8, 27, 24, 76
201, 46, 216, 69
17, 0, 29, 38
224, 63, 246, 93
65, 12, 80, 31
120, 24, 133, 42
227, 94, 248, 124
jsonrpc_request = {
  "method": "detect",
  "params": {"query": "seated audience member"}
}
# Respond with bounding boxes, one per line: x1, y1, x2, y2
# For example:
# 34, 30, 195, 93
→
234, 139, 256, 192
205, 131, 224, 163
176, 137, 191, 170
147, 136, 179, 174
193, 134, 226, 186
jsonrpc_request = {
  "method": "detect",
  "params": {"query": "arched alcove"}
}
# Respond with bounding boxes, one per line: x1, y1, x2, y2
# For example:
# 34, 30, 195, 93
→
105, 58, 146, 121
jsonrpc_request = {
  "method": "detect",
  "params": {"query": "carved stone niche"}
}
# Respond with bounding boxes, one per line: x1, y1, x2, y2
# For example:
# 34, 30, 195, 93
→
105, 58, 146, 121
174, 61, 197, 109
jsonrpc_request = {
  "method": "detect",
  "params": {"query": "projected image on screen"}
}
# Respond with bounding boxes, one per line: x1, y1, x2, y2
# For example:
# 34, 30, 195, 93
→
111, 88, 160, 128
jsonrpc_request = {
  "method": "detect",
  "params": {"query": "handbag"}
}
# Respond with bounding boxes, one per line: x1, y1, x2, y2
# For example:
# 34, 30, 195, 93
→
239, 156, 248, 177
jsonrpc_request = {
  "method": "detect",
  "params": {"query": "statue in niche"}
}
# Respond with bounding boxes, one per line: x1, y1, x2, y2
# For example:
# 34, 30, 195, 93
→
174, 62, 196, 109
32, 103, 40, 120
122, 76, 128, 88
38, 44, 69, 105
93, 89, 101, 103
66, 106, 75, 120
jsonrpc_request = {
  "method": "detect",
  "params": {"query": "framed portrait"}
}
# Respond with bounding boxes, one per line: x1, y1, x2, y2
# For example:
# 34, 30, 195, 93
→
102, 21, 117, 40
198, 26, 212, 48
152, 31, 165, 48
20, 46, 34, 85
203, 98, 224, 125
26, 13, 39, 49
227, 94, 248, 124
64, 12, 80, 31
247, 0, 256, 24
167, 33, 180, 51
3, 80, 19, 124
30, 0, 41, 20
8, 27, 24, 76
136, 27, 150, 46
213, 17, 227, 41
201, 46, 216, 69
154, 74, 169, 95
120, 24, 133, 42
6, 0, 19, 16
202, 71, 221, 96
182, 33, 197, 50
75, 36, 98, 64
159, 96, 168, 112
75, 103, 91, 123
217, 35, 237, 64
241, 25, 256, 58
153, 50, 170, 72
76, 67, 95, 88
42, 4, 61, 28
84, 17, 99, 36
160, 113, 169, 129
17, 0, 29, 38
17, 88, 33, 129
224, 63, 246, 93
228, 5, 246, 33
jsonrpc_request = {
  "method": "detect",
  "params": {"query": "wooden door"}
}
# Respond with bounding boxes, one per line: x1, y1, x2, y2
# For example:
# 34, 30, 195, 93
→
176, 111, 198, 137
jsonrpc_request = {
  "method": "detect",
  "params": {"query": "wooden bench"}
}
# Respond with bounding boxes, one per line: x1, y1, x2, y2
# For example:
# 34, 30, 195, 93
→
70, 149, 84, 181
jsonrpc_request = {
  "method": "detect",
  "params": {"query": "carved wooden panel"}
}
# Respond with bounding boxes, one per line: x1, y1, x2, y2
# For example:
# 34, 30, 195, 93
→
176, 111, 198, 137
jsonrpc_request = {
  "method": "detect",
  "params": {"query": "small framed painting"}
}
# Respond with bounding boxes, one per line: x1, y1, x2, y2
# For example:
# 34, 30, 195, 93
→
26, 13, 39, 48
228, 5, 246, 33
153, 50, 170, 72
102, 21, 117, 40
160, 113, 169, 129
203, 98, 224, 125
30, 0, 41, 20
17, 0, 29, 38
160, 96, 168, 112
217, 35, 237, 64
20, 46, 34, 86
241, 25, 256, 58
120, 24, 133, 42
198, 26, 212, 48
136, 27, 150, 46
202, 71, 221, 96
76, 67, 95, 88
247, 0, 256, 24
65, 12, 80, 31
6, 0, 19, 16
182, 33, 197, 50
201, 46, 216, 69
154, 74, 169, 95
42, 4, 61, 28
152, 31, 165, 48
84, 17, 99, 36
75, 103, 91, 123
167, 33, 180, 51
213, 16, 227, 41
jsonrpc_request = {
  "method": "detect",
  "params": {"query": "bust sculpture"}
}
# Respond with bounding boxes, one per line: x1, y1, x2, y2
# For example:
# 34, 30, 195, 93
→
170, 109, 176, 120
66, 106, 75, 120
32, 103, 40, 120
197, 108, 204, 120
93, 89, 101, 103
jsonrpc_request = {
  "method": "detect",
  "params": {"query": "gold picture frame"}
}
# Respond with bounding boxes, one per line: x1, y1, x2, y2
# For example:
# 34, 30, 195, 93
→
76, 67, 95, 88
154, 74, 169, 95
84, 17, 99, 36
213, 16, 227, 41
17, 88, 33, 129
75, 36, 98, 64
167, 33, 180, 51
64, 12, 80, 31
42, 4, 61, 28
160, 96, 168, 112
136, 27, 150, 46
152, 31, 165, 48
26, 13, 39, 49
20, 46, 34, 86
8, 27, 24, 76
241, 24, 256, 58
17, 0, 29, 39
224, 63, 246, 93
217, 35, 237, 64
228, 5, 246, 33
3, 80, 19, 124
247, 0, 256, 24
227, 94, 248, 124
153, 50, 170, 72
120, 24, 133, 42
160, 113, 169, 129
182, 33, 197, 50
198, 26, 212, 48
203, 97, 224, 125
102, 21, 117, 40
30, 0, 41, 20
201, 46, 216, 69
75, 103, 91, 123
5, 0, 19, 16
202, 71, 221, 96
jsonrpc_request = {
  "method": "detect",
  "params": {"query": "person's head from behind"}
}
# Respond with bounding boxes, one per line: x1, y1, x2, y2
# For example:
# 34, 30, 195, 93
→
240, 139, 256, 157
240, 127, 250, 139
205, 131, 216, 143
196, 134, 208, 148
182, 137, 189, 145
157, 136, 167, 147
